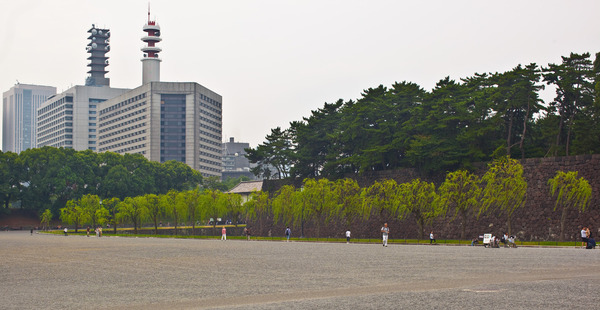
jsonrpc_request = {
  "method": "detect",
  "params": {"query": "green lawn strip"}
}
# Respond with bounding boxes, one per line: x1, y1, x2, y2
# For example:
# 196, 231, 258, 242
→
37, 230, 583, 247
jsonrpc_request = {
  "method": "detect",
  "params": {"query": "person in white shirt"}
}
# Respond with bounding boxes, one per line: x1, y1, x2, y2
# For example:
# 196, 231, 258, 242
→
345, 230, 351, 244
381, 223, 389, 247
429, 231, 436, 244
581, 227, 588, 248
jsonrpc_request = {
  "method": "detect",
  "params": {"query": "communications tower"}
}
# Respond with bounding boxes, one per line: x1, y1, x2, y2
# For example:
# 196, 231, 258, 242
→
85, 25, 111, 86
141, 9, 162, 84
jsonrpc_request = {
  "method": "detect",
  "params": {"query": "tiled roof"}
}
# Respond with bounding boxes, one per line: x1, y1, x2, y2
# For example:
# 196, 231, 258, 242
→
228, 180, 263, 194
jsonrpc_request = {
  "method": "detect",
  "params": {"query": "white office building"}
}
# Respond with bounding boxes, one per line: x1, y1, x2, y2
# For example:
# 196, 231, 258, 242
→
2, 83, 56, 153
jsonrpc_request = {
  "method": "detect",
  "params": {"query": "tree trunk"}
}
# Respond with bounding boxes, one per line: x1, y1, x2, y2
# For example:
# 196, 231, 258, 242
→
560, 206, 568, 242
519, 98, 532, 160
506, 111, 514, 156
460, 209, 467, 241
554, 112, 565, 156
417, 217, 424, 240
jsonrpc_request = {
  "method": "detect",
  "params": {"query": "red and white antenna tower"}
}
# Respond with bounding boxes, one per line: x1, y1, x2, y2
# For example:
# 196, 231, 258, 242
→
141, 4, 162, 84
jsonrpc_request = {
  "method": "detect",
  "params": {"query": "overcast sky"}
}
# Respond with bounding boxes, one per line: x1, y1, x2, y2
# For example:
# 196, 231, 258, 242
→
1, 0, 599, 149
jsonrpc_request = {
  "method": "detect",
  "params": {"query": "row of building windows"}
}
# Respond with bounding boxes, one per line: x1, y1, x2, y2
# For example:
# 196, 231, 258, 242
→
38, 110, 72, 129
37, 104, 72, 124
199, 157, 221, 167
99, 122, 146, 139
199, 102, 221, 115
37, 128, 71, 143
200, 123, 221, 134
199, 94, 221, 108
99, 129, 146, 146
199, 151, 221, 160
99, 115, 146, 133
199, 137, 222, 148
200, 109, 221, 122
199, 129, 220, 141
99, 136, 146, 152
99, 101, 147, 121
99, 108, 147, 127
38, 122, 72, 140
199, 143, 221, 154
111, 142, 147, 154
199, 116, 221, 128
39, 135, 72, 147
38, 96, 73, 115
100, 93, 146, 114
199, 165, 222, 173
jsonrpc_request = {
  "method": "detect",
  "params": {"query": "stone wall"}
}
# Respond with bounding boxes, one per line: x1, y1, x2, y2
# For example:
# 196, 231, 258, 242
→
257, 155, 600, 241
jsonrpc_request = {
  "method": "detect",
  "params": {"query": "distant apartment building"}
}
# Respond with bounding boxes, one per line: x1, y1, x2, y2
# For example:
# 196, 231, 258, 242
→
2, 84, 56, 153
222, 137, 255, 180
96, 13, 223, 178
36, 86, 130, 150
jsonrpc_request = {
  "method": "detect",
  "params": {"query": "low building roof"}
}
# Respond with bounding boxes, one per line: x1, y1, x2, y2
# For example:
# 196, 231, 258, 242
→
228, 180, 263, 194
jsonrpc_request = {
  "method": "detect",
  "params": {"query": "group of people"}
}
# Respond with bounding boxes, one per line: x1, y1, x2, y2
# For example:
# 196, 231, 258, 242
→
220, 226, 252, 241
86, 226, 103, 237
581, 226, 595, 249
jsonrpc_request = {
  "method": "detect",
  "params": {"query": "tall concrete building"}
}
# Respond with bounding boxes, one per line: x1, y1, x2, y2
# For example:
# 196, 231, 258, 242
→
222, 137, 255, 180
97, 12, 223, 178
37, 86, 129, 150
2, 83, 56, 153
36, 25, 130, 151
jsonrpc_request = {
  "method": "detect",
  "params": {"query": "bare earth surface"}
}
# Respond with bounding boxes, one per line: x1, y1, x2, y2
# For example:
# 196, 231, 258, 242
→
1, 231, 599, 309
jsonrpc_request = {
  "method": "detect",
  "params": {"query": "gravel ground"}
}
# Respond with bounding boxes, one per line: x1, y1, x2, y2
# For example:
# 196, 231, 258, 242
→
1, 231, 599, 309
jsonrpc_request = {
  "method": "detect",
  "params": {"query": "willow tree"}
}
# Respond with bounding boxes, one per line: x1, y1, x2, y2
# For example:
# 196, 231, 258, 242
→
298, 178, 337, 238
438, 170, 481, 240
199, 189, 226, 233
480, 156, 527, 235
271, 185, 297, 229
60, 200, 87, 232
118, 196, 148, 234
145, 194, 163, 234
397, 179, 441, 240
333, 178, 368, 229
102, 197, 121, 234
223, 192, 243, 226
245, 191, 270, 232
80, 194, 106, 229
548, 171, 592, 241
362, 179, 400, 218
40, 209, 52, 231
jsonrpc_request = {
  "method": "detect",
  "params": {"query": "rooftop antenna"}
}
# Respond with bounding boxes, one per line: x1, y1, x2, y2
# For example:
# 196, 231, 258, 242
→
148, 2, 151, 23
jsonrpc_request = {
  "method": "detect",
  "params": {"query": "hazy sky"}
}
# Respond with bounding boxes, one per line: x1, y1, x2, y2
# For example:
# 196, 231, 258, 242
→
1, 0, 599, 149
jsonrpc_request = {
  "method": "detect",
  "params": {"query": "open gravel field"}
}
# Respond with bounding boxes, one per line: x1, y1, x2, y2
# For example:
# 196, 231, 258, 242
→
1, 231, 599, 309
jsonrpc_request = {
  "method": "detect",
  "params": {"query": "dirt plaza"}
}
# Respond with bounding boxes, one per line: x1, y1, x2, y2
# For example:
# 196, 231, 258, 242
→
1, 231, 599, 309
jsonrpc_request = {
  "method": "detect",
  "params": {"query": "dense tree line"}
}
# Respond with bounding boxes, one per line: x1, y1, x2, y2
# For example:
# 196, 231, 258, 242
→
247, 52, 600, 179
0, 146, 202, 216
57, 189, 245, 235
259, 158, 590, 241
45, 157, 591, 242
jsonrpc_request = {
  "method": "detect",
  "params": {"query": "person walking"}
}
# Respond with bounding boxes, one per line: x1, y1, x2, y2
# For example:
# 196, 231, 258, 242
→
346, 229, 351, 244
246, 227, 251, 241
429, 231, 436, 244
285, 227, 291, 242
581, 227, 588, 248
63, 227, 68, 236
86, 226, 90, 237
221, 226, 227, 241
381, 223, 389, 247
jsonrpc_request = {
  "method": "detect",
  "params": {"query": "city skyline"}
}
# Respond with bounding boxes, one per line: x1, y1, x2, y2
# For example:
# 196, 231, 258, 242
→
1, 0, 599, 150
